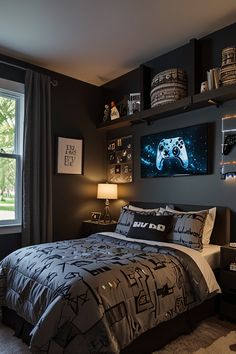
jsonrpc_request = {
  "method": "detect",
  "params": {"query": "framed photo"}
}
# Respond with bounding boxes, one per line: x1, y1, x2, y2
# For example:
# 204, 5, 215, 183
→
140, 123, 209, 177
91, 212, 102, 222
107, 135, 133, 183
57, 137, 83, 174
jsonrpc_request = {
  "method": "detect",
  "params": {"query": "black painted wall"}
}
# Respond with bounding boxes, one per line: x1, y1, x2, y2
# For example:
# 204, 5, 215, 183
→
0, 54, 107, 258
107, 100, 236, 241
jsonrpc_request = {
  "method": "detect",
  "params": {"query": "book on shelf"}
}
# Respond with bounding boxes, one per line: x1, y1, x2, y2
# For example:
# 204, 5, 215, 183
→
207, 68, 220, 90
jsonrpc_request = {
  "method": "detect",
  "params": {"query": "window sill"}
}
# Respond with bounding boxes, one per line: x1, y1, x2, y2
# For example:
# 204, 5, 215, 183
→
0, 225, 22, 235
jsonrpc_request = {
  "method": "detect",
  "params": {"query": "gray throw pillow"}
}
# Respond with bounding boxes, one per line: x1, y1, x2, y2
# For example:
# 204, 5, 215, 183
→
163, 210, 208, 250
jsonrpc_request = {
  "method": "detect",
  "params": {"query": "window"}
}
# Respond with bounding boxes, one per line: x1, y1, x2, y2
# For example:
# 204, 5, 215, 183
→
0, 78, 24, 230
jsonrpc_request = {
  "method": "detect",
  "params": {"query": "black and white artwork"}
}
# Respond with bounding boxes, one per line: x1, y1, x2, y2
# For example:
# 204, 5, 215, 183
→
107, 135, 133, 183
57, 137, 83, 175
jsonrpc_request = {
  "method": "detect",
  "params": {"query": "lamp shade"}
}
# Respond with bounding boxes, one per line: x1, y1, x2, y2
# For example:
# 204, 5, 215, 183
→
97, 183, 118, 200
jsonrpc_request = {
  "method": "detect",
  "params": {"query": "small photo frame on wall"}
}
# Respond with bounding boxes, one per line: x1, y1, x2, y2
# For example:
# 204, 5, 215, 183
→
91, 212, 102, 222
57, 137, 83, 174
107, 135, 133, 183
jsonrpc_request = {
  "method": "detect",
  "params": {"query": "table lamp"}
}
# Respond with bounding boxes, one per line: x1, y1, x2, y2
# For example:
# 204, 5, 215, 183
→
97, 183, 118, 223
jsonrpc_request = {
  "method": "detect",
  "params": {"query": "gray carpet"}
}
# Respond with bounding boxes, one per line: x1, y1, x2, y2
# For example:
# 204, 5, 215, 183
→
0, 317, 235, 353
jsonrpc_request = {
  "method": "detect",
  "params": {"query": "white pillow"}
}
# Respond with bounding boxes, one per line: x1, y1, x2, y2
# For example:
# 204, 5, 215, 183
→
166, 206, 216, 245
125, 204, 166, 214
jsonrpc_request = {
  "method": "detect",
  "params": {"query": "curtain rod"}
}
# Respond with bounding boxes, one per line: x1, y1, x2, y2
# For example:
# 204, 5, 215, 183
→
0, 59, 58, 87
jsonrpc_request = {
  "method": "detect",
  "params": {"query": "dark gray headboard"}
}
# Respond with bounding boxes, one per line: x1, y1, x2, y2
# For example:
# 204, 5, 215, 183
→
130, 201, 231, 246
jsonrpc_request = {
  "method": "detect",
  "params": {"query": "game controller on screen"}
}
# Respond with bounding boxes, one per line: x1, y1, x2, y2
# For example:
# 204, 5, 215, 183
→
156, 137, 189, 170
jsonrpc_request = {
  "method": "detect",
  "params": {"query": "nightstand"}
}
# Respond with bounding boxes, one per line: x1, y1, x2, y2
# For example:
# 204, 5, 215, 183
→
81, 220, 117, 237
219, 245, 236, 321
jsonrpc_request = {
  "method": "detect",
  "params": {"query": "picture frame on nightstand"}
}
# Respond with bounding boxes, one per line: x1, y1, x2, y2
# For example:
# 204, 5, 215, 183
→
91, 212, 102, 222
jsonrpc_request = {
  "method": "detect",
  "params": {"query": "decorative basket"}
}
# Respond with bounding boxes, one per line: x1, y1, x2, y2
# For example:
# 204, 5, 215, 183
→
150, 68, 187, 107
220, 47, 236, 86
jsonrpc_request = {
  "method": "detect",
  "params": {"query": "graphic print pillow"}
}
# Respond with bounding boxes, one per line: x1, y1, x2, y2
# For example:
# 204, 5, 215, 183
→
163, 210, 208, 250
115, 208, 160, 236
166, 206, 216, 245
126, 214, 173, 241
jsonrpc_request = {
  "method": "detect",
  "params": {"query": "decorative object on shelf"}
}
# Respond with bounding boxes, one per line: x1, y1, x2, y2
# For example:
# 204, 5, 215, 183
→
128, 93, 141, 115
97, 183, 118, 223
206, 68, 220, 90
110, 101, 120, 120
91, 211, 102, 222
140, 123, 209, 178
107, 135, 133, 183
221, 114, 236, 179
103, 104, 110, 122
150, 68, 187, 107
220, 47, 236, 86
57, 137, 83, 175
200, 81, 209, 92
116, 96, 128, 117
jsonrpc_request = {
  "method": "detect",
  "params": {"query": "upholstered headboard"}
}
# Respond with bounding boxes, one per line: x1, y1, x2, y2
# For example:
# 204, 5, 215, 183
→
130, 201, 231, 245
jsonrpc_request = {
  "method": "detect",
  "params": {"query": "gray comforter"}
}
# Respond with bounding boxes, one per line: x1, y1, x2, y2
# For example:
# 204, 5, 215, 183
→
0, 233, 213, 353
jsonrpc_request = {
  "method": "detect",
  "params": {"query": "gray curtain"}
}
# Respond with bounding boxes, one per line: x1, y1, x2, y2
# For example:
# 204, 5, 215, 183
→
22, 70, 53, 246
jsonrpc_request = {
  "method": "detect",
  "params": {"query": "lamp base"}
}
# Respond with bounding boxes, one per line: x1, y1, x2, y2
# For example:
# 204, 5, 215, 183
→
103, 199, 112, 223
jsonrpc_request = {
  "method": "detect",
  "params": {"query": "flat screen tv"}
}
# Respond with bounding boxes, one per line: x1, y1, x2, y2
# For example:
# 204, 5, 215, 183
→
140, 123, 209, 177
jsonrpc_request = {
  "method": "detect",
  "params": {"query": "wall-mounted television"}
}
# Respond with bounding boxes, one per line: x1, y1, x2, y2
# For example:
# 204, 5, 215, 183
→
140, 123, 209, 177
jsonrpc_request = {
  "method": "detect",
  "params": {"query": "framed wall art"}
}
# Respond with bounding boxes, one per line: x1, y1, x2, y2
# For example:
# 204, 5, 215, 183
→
107, 135, 133, 183
57, 137, 83, 175
141, 123, 209, 177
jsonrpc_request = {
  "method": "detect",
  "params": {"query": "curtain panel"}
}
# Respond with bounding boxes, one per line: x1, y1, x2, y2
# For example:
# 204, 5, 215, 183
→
22, 70, 53, 246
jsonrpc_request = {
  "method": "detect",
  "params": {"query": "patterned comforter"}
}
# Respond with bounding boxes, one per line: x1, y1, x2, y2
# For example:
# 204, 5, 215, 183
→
0, 233, 219, 353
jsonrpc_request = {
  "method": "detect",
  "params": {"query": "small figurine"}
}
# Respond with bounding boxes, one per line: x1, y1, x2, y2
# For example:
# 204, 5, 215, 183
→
110, 101, 120, 120
103, 104, 110, 122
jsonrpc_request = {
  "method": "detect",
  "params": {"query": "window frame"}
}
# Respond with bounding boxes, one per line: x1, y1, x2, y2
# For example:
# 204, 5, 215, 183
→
0, 79, 24, 232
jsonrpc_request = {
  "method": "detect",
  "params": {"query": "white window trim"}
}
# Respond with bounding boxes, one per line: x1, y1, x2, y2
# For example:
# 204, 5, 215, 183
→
0, 78, 24, 230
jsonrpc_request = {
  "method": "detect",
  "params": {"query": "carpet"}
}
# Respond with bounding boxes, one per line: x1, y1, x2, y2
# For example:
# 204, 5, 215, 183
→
154, 316, 236, 354
0, 316, 235, 353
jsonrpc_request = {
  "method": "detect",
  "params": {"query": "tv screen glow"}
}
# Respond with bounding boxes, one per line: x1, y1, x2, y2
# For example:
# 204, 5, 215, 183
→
140, 123, 209, 177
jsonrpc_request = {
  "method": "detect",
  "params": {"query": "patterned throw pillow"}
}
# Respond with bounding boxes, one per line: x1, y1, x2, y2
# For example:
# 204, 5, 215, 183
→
163, 210, 208, 250
165, 206, 216, 245
126, 214, 173, 241
115, 208, 160, 236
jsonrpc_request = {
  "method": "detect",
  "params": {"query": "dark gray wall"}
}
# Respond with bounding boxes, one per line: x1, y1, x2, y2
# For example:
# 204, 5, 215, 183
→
0, 56, 107, 258
108, 100, 236, 241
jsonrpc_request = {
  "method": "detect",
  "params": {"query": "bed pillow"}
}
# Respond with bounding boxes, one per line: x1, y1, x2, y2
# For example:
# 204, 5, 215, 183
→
163, 210, 208, 250
166, 206, 216, 245
126, 214, 173, 241
123, 204, 165, 214
115, 208, 162, 236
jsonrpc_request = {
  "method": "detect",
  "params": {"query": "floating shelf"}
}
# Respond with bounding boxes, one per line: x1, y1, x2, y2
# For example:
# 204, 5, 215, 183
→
97, 84, 236, 131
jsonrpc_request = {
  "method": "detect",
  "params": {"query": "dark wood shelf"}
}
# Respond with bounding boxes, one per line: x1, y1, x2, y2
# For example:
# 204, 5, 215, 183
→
97, 112, 141, 131
97, 97, 191, 130
97, 84, 236, 131
192, 83, 236, 109
139, 97, 191, 122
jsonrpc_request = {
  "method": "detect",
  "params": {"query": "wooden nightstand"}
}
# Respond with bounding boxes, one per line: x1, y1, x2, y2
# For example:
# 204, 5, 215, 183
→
81, 220, 117, 237
219, 245, 236, 321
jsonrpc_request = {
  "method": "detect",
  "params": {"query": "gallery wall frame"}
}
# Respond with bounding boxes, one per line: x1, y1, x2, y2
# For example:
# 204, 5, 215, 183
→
57, 137, 83, 175
107, 135, 133, 183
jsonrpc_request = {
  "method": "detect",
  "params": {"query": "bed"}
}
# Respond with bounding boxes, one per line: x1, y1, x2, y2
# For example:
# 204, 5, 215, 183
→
0, 202, 231, 353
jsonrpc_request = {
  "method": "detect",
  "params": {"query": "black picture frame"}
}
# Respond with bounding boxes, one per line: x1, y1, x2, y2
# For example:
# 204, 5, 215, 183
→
91, 212, 102, 222
140, 123, 209, 177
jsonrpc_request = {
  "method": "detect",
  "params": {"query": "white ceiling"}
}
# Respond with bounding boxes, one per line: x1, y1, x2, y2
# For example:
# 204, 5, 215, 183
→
0, 0, 236, 86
